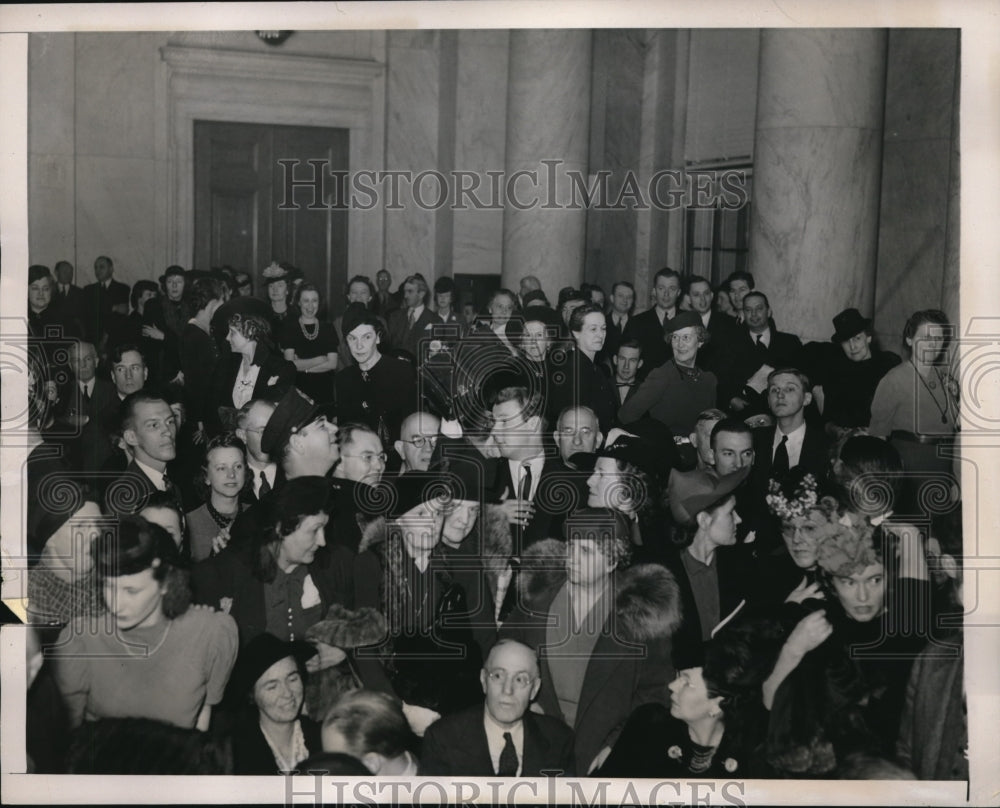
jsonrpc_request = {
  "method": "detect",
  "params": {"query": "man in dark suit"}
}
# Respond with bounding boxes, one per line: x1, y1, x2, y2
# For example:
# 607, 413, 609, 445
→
421, 639, 575, 776
104, 391, 183, 516
723, 291, 804, 416
386, 274, 443, 364
52, 260, 85, 314
81, 255, 130, 347
234, 397, 283, 504
686, 275, 740, 381
600, 281, 636, 363
746, 369, 830, 552
610, 340, 643, 410
623, 267, 681, 371
490, 385, 572, 556
55, 340, 119, 472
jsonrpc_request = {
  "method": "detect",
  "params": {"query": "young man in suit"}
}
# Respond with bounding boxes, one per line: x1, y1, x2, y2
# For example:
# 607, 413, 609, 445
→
234, 397, 282, 504
104, 391, 181, 515
723, 291, 804, 416
489, 384, 566, 556
611, 340, 643, 409
421, 639, 575, 776
686, 275, 740, 380
386, 274, 442, 363
754, 368, 828, 482
623, 267, 682, 369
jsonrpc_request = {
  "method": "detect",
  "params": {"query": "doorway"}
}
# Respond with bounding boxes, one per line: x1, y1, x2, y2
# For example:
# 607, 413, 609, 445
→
193, 121, 349, 316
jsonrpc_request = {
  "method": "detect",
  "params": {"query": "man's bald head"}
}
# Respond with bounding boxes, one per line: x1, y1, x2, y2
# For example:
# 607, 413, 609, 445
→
395, 411, 441, 472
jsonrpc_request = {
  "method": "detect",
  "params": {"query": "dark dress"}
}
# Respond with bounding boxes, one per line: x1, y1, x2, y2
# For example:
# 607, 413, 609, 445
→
231, 714, 322, 775
334, 354, 417, 446
805, 342, 901, 429
278, 318, 338, 406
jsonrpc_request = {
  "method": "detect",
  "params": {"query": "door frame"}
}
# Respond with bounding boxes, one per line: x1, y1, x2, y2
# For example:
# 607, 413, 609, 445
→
157, 44, 385, 287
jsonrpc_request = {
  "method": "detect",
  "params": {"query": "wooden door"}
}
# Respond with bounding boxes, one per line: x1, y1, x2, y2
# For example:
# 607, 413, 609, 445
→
194, 121, 349, 316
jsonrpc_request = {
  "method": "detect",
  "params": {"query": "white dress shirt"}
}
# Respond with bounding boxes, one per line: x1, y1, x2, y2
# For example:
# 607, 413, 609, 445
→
508, 455, 544, 501
773, 421, 807, 469
134, 458, 168, 491
483, 709, 524, 777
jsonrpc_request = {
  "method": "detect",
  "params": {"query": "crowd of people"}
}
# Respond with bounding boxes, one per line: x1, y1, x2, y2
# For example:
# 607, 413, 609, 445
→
20, 257, 965, 780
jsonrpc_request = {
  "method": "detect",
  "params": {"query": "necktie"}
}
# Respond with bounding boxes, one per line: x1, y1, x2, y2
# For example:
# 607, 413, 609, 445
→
756, 333, 766, 351
518, 462, 533, 502
162, 470, 177, 499
498, 732, 518, 776
772, 434, 790, 477
408, 308, 416, 328
258, 470, 272, 498
81, 383, 91, 405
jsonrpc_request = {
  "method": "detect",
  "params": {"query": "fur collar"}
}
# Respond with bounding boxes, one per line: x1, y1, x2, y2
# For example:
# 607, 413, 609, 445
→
517, 539, 682, 642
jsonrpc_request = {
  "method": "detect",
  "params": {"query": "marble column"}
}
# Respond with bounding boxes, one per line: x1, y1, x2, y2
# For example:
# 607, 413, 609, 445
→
749, 29, 887, 343
501, 30, 591, 295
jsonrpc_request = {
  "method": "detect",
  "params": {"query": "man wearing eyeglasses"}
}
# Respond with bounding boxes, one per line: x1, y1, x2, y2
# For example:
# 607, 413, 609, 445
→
394, 411, 441, 474
326, 423, 390, 556
420, 639, 574, 776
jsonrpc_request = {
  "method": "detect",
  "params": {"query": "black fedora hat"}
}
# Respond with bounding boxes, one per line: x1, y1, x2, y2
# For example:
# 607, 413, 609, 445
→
831, 308, 871, 343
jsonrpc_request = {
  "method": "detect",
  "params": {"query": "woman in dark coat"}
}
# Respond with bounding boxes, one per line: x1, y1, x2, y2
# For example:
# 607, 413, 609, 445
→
353, 473, 483, 716
597, 617, 783, 779
230, 633, 322, 774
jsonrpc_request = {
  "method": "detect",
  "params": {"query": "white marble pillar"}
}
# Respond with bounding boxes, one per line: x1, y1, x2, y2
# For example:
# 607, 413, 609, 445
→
749, 29, 887, 343
501, 30, 591, 295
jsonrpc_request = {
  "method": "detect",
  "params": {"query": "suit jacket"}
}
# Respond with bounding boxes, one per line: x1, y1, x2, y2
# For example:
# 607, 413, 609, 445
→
53, 284, 85, 314
387, 307, 443, 363
600, 312, 632, 363
722, 327, 804, 413
104, 459, 183, 516
750, 422, 829, 487
494, 453, 577, 555
744, 423, 829, 550
81, 280, 130, 344
547, 348, 618, 434
700, 310, 741, 380
421, 704, 575, 777
662, 543, 753, 667
623, 307, 671, 371
57, 377, 118, 472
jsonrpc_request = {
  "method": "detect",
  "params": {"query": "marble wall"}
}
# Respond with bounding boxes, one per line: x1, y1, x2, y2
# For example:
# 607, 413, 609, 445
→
875, 29, 960, 354
749, 29, 887, 345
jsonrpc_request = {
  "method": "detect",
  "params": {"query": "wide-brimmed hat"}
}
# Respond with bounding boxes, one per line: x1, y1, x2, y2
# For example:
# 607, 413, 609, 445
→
831, 308, 871, 343
668, 466, 750, 527
260, 388, 320, 457
231, 633, 317, 699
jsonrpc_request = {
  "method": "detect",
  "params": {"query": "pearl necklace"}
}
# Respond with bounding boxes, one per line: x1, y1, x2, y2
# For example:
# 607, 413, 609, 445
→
300, 319, 319, 341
